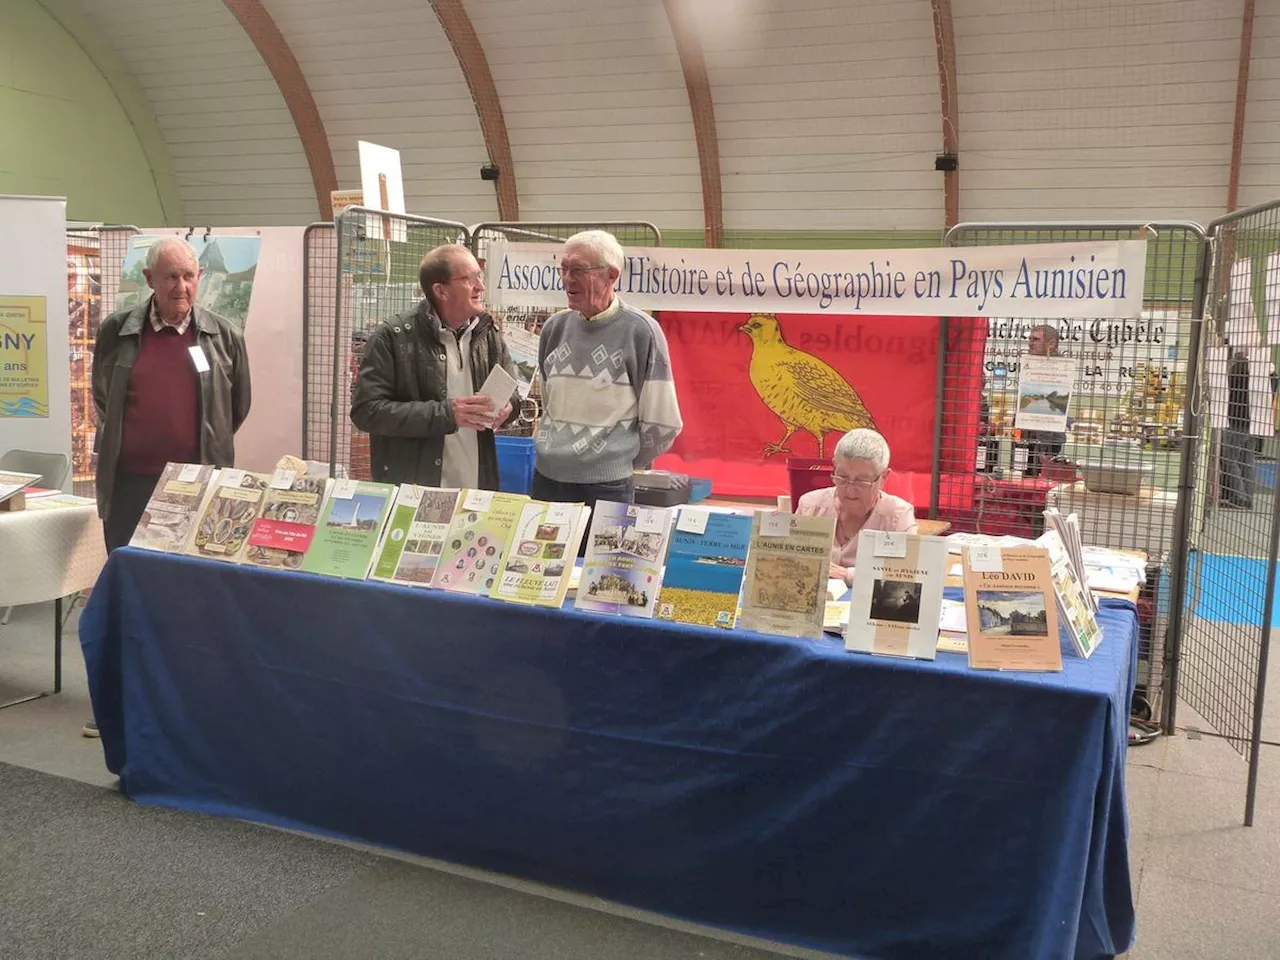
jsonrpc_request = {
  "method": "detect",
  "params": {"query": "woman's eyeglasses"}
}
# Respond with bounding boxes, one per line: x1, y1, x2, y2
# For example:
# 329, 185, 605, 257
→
832, 473, 882, 490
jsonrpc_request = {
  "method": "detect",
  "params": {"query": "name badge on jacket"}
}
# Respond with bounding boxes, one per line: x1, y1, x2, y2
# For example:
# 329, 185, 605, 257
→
189, 344, 211, 373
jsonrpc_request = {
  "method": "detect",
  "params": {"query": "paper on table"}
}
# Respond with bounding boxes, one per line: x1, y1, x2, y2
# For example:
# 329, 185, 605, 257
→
634, 507, 665, 534
676, 507, 709, 534
969, 543, 1003, 572
269, 468, 296, 490
827, 577, 848, 601
545, 502, 574, 525
178, 464, 203, 483
873, 531, 907, 558
760, 512, 791, 537
463, 489, 494, 512
332, 478, 359, 499
938, 599, 967, 635
219, 469, 246, 488
823, 601, 850, 631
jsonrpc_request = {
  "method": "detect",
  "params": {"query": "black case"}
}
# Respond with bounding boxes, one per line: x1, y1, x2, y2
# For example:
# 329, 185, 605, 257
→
632, 470, 691, 507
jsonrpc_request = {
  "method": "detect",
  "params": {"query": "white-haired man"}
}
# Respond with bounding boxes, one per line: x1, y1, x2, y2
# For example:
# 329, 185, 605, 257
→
92, 237, 251, 552
533, 230, 683, 509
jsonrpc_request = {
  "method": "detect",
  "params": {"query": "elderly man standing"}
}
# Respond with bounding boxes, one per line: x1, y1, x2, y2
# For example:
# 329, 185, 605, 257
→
350, 243, 517, 488
533, 230, 682, 509
93, 237, 251, 553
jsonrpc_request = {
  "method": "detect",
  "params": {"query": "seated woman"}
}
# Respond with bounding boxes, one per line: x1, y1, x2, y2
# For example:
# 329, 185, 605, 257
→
795, 428, 918, 586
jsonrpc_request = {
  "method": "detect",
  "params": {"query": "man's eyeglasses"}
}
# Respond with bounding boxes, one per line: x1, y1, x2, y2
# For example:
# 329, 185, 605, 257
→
831, 473, 882, 490
448, 271, 484, 286
559, 264, 609, 280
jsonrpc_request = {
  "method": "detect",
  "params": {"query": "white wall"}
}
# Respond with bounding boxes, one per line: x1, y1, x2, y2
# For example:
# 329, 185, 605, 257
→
1240, 6, 1280, 208
0, 196, 72, 486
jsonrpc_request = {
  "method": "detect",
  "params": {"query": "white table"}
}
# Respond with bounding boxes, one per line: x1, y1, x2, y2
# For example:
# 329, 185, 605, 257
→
0, 498, 107, 707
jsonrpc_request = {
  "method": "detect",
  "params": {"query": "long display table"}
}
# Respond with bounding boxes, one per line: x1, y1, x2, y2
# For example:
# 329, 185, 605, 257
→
80, 548, 1136, 960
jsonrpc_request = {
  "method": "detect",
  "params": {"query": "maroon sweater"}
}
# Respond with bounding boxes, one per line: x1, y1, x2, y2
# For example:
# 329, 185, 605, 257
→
118, 321, 202, 476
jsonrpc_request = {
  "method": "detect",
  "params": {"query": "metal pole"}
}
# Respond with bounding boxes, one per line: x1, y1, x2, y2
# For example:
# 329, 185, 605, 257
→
1246, 440, 1280, 825
1161, 232, 1211, 736
929, 317, 949, 521
301, 224, 316, 460
328, 215, 346, 480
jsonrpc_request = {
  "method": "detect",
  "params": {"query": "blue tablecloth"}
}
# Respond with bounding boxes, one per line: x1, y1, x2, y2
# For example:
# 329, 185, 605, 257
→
81, 549, 1136, 960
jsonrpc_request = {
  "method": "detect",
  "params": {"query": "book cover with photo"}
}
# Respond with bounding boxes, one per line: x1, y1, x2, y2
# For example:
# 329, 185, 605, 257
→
1013, 354, 1074, 433
128, 462, 216, 553
655, 511, 752, 629
185, 470, 270, 563
738, 513, 835, 639
845, 531, 948, 659
962, 546, 1062, 672
299, 482, 396, 580
242, 474, 331, 570
1036, 529, 1102, 659
492, 500, 592, 607
371, 486, 460, 586
431, 491, 529, 596
575, 501, 674, 618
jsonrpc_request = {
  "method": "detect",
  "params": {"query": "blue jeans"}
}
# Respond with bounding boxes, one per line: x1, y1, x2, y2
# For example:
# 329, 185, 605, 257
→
531, 472, 634, 512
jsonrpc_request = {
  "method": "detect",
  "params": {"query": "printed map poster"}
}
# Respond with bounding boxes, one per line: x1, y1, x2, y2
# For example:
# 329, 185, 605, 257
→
0, 296, 48, 418
1014, 354, 1074, 432
116, 235, 262, 329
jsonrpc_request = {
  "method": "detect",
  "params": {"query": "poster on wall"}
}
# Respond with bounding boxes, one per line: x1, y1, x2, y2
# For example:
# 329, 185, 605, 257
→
1014, 355, 1074, 433
0, 296, 49, 418
115, 235, 262, 329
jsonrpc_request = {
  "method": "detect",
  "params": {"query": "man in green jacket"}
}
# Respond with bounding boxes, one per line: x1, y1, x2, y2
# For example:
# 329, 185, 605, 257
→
350, 244, 518, 489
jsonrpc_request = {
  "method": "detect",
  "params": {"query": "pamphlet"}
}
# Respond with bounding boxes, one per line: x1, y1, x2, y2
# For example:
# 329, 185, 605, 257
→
371, 486, 461, 586
1037, 529, 1102, 659
575, 501, 674, 618
1014, 354, 1074, 433
656, 510, 752, 629
493, 500, 592, 607
962, 545, 1062, 671
738, 512, 835, 639
242, 474, 331, 570
129, 463, 216, 553
0, 471, 41, 506
478, 364, 519, 425
845, 531, 948, 659
432, 491, 529, 595
299, 481, 396, 579
186, 470, 270, 562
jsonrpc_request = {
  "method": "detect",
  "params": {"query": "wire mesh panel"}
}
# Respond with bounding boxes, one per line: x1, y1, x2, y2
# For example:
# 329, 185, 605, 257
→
331, 208, 469, 479
940, 222, 1208, 728
1178, 200, 1280, 821
302, 223, 336, 463
468, 221, 662, 436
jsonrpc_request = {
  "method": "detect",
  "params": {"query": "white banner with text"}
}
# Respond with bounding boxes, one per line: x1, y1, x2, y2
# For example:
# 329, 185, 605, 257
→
485, 239, 1149, 319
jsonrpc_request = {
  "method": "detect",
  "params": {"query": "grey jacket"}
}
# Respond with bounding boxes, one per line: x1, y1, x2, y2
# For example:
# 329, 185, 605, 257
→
92, 298, 251, 521
349, 301, 518, 488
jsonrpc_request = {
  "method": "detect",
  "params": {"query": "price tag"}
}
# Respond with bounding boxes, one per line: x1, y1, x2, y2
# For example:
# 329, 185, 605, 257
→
332, 478, 359, 500
188, 345, 211, 373
873, 531, 908, 558
218, 469, 246, 488
969, 542, 1004, 572
634, 508, 665, 534
178, 464, 202, 483
463, 489, 494, 512
676, 507, 709, 535
270, 468, 296, 490
760, 511, 791, 537
776, 495, 792, 514
399, 483, 424, 506
545, 502, 574, 524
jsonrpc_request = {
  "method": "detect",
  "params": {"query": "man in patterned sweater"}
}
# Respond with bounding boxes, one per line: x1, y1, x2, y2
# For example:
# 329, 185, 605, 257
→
533, 230, 683, 508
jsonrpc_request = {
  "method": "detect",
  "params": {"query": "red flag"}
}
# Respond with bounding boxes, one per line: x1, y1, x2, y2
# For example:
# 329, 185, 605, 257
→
654, 312, 961, 500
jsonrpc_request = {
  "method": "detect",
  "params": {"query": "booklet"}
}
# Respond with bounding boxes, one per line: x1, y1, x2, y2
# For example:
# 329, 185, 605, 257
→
492, 500, 592, 607
845, 530, 948, 659
371, 485, 461, 586
1037, 529, 1102, 659
432, 489, 529, 596
242, 470, 331, 570
299, 480, 396, 579
655, 509, 752, 629
0, 470, 41, 506
962, 544, 1062, 671
738, 511, 835, 639
478, 364, 519, 425
186, 469, 270, 563
129, 462, 217, 553
575, 501, 674, 618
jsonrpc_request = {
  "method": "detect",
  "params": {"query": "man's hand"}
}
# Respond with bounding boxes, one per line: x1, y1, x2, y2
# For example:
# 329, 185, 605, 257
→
493, 402, 512, 427
452, 394, 495, 430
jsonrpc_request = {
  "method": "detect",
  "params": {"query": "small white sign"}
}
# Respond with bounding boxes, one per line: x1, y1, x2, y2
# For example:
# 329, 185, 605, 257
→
873, 531, 908, 558
760, 511, 791, 537
188, 345, 210, 373
218, 469, 246, 488
178, 464, 203, 483
545, 502, 574, 525
676, 507, 709, 535
399, 483, 424, 506
332, 479, 359, 500
270, 468, 296, 490
463, 489, 494, 512
1012, 446, 1028, 474
969, 542, 1004, 573
634, 508, 665, 534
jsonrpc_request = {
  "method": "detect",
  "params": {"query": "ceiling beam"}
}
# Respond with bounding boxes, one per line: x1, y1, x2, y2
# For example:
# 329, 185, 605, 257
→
1227, 0, 1256, 212
221, 0, 337, 220
931, 0, 960, 229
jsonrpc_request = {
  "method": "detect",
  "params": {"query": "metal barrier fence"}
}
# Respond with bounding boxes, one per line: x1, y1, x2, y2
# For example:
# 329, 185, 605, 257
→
301, 222, 337, 464
1180, 199, 1280, 824
940, 222, 1210, 733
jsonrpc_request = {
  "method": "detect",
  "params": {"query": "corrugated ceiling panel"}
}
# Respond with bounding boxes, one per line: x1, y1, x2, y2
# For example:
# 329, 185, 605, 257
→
1239, 10, 1280, 208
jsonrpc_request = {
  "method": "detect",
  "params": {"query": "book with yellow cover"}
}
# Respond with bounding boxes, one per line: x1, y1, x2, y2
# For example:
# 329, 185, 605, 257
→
492, 500, 591, 607
962, 544, 1062, 672
738, 511, 834, 640
431, 490, 529, 596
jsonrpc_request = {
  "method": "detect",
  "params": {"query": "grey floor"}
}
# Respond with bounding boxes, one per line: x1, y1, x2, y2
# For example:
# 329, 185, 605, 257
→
3, 602, 1280, 958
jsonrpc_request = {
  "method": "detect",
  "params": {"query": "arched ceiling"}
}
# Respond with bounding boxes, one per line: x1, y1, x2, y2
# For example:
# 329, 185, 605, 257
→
44, 0, 1280, 235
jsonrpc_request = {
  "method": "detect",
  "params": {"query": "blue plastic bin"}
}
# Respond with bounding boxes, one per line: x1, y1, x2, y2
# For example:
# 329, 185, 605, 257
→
496, 436, 536, 494
689, 478, 713, 503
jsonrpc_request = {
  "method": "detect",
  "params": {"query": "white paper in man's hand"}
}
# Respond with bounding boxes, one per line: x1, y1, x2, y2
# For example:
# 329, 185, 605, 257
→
478, 365, 519, 426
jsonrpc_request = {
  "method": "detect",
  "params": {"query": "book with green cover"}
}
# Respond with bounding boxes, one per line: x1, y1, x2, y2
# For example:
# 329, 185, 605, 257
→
492, 500, 591, 607
370, 485, 460, 586
299, 480, 396, 580
431, 490, 528, 596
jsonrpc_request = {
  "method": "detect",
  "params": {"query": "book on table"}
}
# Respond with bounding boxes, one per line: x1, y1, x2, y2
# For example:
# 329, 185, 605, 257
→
370, 485, 461, 586
298, 479, 397, 580
491, 500, 592, 607
185, 469, 271, 563
844, 530, 948, 659
0, 471, 41, 507
128, 462, 217, 553
655, 508, 752, 629
737, 511, 835, 640
242, 469, 332, 570
962, 543, 1062, 672
1036, 528, 1102, 659
574, 501, 674, 619
431, 489, 529, 596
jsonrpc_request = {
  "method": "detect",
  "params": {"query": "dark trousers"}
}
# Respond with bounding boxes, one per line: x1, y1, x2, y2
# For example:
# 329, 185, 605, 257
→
531, 471, 634, 511
103, 471, 162, 553
1219, 428, 1256, 509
